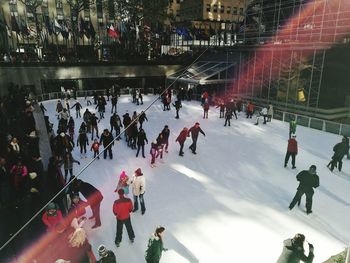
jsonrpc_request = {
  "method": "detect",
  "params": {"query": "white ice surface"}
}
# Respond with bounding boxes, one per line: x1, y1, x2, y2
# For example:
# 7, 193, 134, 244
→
42, 95, 350, 263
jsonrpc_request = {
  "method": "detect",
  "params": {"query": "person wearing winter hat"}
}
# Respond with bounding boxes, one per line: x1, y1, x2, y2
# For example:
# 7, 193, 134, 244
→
176, 127, 188, 156
145, 226, 168, 263
150, 140, 158, 167
276, 233, 314, 263
188, 122, 206, 154
97, 244, 117, 263
112, 188, 135, 247
284, 134, 298, 169
129, 168, 146, 214
42, 202, 63, 230
114, 171, 130, 195
72, 179, 103, 229
288, 165, 319, 215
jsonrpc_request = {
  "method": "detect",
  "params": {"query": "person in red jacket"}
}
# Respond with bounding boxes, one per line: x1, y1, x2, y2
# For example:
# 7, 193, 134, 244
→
246, 101, 254, 118
284, 134, 298, 169
113, 188, 135, 247
91, 139, 100, 159
42, 202, 63, 231
176, 127, 188, 156
69, 194, 88, 219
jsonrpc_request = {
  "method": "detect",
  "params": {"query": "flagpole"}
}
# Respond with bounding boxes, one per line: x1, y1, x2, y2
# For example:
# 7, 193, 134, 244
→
8, 14, 15, 52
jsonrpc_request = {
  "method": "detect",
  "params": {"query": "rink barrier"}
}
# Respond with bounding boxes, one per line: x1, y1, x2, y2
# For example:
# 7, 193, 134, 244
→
34, 90, 350, 137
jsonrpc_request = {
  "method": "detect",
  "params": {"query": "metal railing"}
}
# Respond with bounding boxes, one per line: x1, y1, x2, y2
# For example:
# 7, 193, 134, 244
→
35, 90, 350, 137
35, 88, 157, 103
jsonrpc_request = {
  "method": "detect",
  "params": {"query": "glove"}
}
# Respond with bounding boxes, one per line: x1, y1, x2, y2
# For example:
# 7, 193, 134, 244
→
308, 243, 314, 253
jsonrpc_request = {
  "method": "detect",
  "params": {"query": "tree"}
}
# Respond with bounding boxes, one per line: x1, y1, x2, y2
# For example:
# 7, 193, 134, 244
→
276, 52, 314, 104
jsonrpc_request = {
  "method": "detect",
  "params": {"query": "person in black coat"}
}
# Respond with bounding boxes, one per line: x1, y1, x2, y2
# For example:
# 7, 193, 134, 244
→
73, 179, 103, 228
71, 101, 83, 118
138, 111, 148, 129
96, 97, 105, 119
161, 125, 170, 153
99, 129, 114, 159
188, 122, 206, 154
216, 101, 225, 118
97, 244, 117, 263
77, 130, 89, 158
122, 112, 131, 143
110, 113, 122, 139
90, 113, 100, 140
111, 95, 118, 113
136, 129, 148, 158
0, 157, 11, 208
289, 165, 319, 214
327, 137, 349, 172
224, 109, 233, 127
172, 99, 182, 119
276, 233, 314, 263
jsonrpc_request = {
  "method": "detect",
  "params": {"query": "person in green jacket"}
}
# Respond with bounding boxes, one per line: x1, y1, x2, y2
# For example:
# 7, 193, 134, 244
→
145, 226, 168, 263
289, 118, 297, 138
276, 233, 314, 263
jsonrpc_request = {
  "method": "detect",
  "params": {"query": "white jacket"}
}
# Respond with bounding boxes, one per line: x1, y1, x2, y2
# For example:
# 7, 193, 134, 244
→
261, 107, 268, 115
60, 111, 70, 120
130, 175, 146, 196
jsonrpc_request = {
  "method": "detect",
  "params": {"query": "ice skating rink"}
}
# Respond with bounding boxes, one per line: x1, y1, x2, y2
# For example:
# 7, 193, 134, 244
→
37, 95, 350, 263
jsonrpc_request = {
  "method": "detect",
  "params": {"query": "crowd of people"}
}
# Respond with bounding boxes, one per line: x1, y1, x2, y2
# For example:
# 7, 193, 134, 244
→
0, 85, 46, 257
2, 84, 349, 262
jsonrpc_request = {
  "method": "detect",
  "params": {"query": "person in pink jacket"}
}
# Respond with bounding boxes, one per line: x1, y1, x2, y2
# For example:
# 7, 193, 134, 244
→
10, 160, 28, 200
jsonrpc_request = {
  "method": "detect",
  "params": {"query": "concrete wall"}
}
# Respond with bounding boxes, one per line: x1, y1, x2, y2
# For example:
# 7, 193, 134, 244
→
0, 64, 182, 95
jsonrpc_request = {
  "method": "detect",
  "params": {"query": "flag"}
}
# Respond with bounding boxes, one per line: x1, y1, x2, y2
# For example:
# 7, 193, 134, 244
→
60, 21, 69, 39
79, 16, 85, 38
87, 20, 95, 40
135, 24, 139, 41
119, 22, 127, 37
20, 18, 30, 36
53, 19, 62, 35
175, 27, 192, 40
107, 24, 118, 39
143, 24, 151, 32
10, 15, 20, 33
40, 26, 48, 43
209, 25, 215, 36
28, 25, 37, 38
44, 16, 53, 35
239, 23, 245, 33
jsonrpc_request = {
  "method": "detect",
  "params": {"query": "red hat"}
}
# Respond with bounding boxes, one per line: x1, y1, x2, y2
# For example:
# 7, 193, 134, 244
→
135, 168, 143, 176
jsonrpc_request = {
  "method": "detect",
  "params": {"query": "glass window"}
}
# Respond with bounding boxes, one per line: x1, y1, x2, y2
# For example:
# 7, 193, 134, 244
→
227, 6, 231, 14
233, 7, 237, 15
220, 5, 224, 14
56, 0, 63, 9
96, 0, 103, 19
206, 4, 210, 12
213, 4, 217, 13
239, 8, 244, 15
